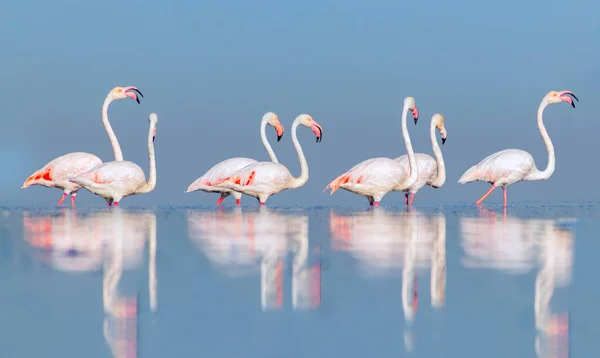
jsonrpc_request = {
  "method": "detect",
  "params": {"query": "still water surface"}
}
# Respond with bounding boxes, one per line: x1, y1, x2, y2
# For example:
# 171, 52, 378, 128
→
1, 204, 599, 357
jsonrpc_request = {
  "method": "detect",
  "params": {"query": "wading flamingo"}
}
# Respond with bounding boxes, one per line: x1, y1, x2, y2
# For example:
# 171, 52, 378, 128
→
395, 113, 448, 206
69, 113, 158, 207
214, 114, 323, 206
185, 112, 284, 205
21, 86, 143, 206
457, 90, 578, 207
324, 96, 419, 207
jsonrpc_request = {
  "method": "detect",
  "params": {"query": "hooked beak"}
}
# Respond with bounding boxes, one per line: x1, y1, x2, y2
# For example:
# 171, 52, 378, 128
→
557, 91, 578, 108
123, 86, 144, 104
275, 123, 284, 142
442, 137, 446, 145
152, 127, 156, 142
311, 123, 323, 143
410, 106, 419, 125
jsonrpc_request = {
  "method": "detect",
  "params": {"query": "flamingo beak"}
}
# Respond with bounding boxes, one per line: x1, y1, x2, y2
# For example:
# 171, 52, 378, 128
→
311, 123, 323, 143
411, 106, 419, 124
122, 86, 144, 104
153, 127, 156, 142
557, 91, 578, 108
440, 127, 447, 145
275, 122, 284, 142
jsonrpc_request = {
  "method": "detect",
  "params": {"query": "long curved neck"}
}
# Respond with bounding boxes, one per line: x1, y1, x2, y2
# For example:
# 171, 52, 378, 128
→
260, 119, 278, 163
402, 105, 418, 186
102, 96, 124, 161
527, 100, 554, 181
287, 120, 308, 189
429, 120, 446, 188
137, 124, 157, 194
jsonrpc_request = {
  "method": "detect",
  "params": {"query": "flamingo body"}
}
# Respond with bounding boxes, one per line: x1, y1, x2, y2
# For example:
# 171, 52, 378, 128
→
70, 161, 147, 203
186, 158, 257, 204
326, 158, 407, 204
395, 153, 438, 189
458, 149, 536, 186
22, 152, 102, 204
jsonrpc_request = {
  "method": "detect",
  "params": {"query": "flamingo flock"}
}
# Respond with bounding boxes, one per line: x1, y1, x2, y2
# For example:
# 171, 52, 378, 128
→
22, 88, 577, 207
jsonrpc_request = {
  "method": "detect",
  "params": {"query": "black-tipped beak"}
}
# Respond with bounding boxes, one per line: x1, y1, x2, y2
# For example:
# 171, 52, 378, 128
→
414, 118, 418, 125
316, 126, 323, 143
442, 137, 446, 145
127, 88, 144, 104
152, 136, 155, 142
277, 134, 283, 142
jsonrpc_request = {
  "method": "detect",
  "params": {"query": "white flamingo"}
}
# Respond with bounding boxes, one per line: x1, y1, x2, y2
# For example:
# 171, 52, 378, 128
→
185, 112, 284, 205
395, 113, 448, 206
458, 90, 578, 207
214, 114, 323, 206
21, 86, 143, 206
324, 96, 419, 207
69, 113, 158, 207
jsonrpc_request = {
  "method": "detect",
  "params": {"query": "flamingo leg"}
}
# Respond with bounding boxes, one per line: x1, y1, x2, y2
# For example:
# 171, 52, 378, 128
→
114, 202, 119, 207
216, 196, 225, 205
405, 193, 409, 205
236, 198, 241, 205
368, 196, 374, 206
70, 193, 77, 206
475, 185, 497, 205
57, 193, 67, 205
373, 201, 379, 207
409, 193, 415, 206
503, 187, 507, 207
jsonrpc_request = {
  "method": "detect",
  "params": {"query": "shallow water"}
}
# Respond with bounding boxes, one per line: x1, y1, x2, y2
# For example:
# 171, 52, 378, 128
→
1, 204, 599, 357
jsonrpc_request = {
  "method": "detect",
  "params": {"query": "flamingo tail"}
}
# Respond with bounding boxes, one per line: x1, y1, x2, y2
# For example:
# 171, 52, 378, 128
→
457, 165, 479, 184
22, 167, 53, 189
324, 174, 352, 196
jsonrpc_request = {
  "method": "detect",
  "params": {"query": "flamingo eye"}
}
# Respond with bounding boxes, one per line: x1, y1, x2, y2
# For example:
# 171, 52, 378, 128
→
551, 92, 557, 97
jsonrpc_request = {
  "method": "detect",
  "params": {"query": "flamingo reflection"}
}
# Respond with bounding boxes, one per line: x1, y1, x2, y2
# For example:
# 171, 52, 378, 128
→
22, 209, 157, 358
329, 209, 447, 352
460, 208, 572, 358
187, 207, 321, 311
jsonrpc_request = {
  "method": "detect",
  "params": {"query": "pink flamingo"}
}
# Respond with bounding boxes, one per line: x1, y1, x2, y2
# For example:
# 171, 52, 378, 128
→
185, 112, 284, 205
324, 97, 419, 207
213, 114, 323, 206
69, 113, 158, 207
394, 113, 448, 206
21, 86, 143, 205
458, 90, 578, 207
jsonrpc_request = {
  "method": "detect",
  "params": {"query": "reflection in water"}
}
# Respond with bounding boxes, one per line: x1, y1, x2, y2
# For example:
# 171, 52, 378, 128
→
330, 209, 447, 352
22, 209, 157, 358
460, 208, 573, 358
187, 207, 321, 311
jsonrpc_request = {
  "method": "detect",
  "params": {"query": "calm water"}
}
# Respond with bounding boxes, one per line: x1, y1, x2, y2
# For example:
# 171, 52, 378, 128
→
1, 204, 600, 357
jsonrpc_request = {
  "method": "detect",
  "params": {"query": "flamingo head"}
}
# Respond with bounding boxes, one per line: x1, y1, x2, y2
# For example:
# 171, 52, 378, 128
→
297, 114, 323, 143
149, 113, 158, 142
546, 90, 578, 108
404, 96, 419, 124
264, 112, 285, 142
110, 86, 144, 104
433, 114, 448, 145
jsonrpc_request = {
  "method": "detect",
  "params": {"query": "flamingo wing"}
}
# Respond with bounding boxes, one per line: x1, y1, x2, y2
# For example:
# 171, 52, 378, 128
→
73, 161, 146, 195
217, 162, 290, 194
458, 149, 535, 185
23, 152, 102, 189
187, 157, 257, 192
326, 158, 406, 196
395, 153, 437, 189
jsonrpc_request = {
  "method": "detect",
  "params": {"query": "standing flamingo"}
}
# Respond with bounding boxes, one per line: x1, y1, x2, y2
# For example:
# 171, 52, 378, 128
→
69, 113, 158, 207
394, 113, 448, 206
324, 96, 419, 207
21, 86, 143, 205
185, 112, 284, 205
457, 90, 578, 207
214, 114, 323, 206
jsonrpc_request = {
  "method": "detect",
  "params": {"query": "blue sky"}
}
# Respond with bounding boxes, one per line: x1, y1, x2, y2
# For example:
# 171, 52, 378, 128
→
2, 0, 599, 207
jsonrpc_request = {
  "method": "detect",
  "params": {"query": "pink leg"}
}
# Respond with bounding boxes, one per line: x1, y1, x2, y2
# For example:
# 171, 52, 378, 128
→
57, 193, 67, 205
476, 185, 497, 205
216, 196, 225, 205
236, 198, 241, 205
373, 201, 379, 207
409, 193, 415, 206
503, 187, 507, 207
114, 202, 119, 207
260, 202, 265, 206
369, 202, 374, 206
70, 193, 76, 206
405, 193, 409, 205
107, 201, 112, 207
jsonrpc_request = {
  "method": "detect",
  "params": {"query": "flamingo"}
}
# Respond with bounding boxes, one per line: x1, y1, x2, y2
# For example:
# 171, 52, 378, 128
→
213, 114, 323, 206
21, 86, 143, 206
457, 90, 578, 207
69, 113, 158, 207
185, 112, 284, 205
324, 96, 419, 207
394, 113, 448, 206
